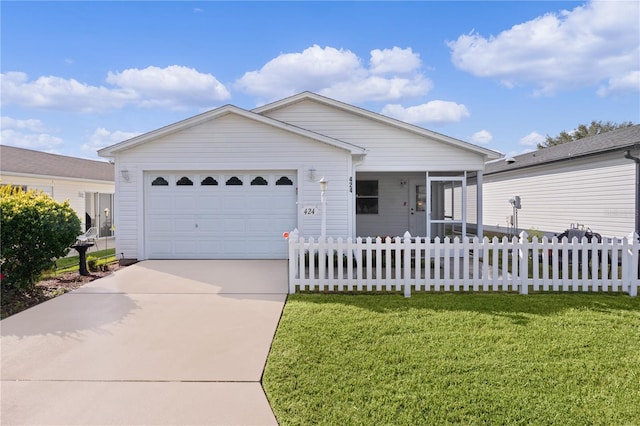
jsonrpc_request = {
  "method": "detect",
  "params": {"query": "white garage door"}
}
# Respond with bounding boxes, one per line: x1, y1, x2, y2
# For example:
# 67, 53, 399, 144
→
145, 172, 297, 259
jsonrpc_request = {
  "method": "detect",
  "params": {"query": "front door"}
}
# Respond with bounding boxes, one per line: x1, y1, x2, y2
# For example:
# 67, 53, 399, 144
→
408, 181, 427, 236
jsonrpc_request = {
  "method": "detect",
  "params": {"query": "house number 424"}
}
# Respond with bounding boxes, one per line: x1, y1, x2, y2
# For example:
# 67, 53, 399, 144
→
303, 206, 317, 215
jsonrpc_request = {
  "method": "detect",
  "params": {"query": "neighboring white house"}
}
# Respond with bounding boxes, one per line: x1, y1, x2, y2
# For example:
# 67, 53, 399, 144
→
0, 145, 115, 236
475, 124, 640, 239
98, 92, 500, 261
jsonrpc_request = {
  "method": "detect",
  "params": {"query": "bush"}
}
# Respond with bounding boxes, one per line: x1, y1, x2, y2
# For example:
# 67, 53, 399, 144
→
1, 185, 81, 290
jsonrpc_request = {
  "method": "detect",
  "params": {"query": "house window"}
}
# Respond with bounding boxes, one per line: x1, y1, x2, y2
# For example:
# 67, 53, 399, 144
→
201, 177, 218, 186
151, 177, 169, 186
0, 184, 28, 192
176, 177, 193, 186
251, 176, 268, 186
356, 180, 378, 214
226, 176, 243, 186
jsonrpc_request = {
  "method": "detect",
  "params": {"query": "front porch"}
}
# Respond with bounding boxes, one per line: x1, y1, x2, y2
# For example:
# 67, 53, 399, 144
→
355, 171, 482, 239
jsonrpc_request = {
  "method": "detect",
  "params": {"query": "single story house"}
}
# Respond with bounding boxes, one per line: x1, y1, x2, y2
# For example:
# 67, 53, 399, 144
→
476, 124, 640, 239
98, 92, 500, 261
0, 145, 115, 236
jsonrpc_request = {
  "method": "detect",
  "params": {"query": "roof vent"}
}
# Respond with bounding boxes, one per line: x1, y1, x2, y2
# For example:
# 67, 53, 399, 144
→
504, 156, 516, 164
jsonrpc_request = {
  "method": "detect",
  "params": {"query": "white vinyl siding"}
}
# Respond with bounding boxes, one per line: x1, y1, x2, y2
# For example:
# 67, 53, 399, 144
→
479, 152, 635, 238
115, 114, 352, 260
0, 173, 114, 228
262, 100, 485, 171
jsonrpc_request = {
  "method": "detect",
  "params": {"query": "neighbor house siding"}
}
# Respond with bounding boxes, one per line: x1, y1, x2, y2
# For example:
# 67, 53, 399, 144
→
115, 114, 352, 260
262, 100, 485, 171
479, 152, 635, 238
0, 173, 114, 228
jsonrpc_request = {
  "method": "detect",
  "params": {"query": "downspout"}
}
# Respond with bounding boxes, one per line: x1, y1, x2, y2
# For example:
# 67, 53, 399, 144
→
624, 148, 640, 237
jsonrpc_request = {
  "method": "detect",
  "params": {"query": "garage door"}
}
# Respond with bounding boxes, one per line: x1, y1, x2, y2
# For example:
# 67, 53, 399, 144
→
145, 172, 297, 259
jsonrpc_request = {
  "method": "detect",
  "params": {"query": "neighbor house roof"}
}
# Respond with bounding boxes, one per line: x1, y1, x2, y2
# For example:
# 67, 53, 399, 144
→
253, 91, 502, 160
98, 103, 367, 157
485, 124, 640, 175
0, 145, 114, 182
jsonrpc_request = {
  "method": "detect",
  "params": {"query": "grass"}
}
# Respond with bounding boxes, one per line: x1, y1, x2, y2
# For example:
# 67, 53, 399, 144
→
263, 293, 640, 425
50, 248, 117, 274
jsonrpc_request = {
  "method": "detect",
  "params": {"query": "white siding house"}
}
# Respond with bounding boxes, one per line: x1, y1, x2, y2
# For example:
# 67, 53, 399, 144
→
475, 125, 640, 239
0, 146, 115, 235
98, 92, 500, 261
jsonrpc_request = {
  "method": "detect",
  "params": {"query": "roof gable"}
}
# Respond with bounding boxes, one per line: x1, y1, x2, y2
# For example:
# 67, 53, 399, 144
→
0, 145, 114, 182
98, 104, 366, 157
253, 91, 501, 160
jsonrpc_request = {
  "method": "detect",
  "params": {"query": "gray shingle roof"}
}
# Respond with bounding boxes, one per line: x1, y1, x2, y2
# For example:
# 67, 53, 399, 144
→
485, 124, 640, 175
0, 145, 114, 182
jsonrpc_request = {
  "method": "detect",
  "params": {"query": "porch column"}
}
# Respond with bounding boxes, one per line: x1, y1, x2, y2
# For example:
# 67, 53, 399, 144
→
476, 171, 484, 238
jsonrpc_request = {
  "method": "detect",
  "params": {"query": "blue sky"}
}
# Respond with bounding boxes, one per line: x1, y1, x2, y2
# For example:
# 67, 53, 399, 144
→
2, 1, 639, 160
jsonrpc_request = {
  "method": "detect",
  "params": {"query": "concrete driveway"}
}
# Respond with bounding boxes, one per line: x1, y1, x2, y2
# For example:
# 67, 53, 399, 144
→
1, 260, 288, 425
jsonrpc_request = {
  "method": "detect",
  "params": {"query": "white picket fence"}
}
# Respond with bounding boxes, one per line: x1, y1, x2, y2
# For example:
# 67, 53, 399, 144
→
287, 230, 639, 297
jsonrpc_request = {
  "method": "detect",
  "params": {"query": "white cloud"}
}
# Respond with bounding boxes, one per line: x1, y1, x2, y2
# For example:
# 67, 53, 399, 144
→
235, 44, 431, 102
448, 1, 640, 96
471, 130, 493, 145
1, 72, 136, 112
106, 65, 230, 109
598, 70, 640, 96
369, 47, 422, 75
1, 116, 49, 132
1, 66, 230, 112
519, 131, 546, 146
0, 116, 63, 151
81, 127, 141, 156
381, 100, 469, 125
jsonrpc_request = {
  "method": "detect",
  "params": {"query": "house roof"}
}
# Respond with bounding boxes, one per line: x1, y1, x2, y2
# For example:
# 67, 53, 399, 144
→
485, 124, 640, 175
0, 145, 114, 182
253, 91, 502, 160
98, 104, 367, 157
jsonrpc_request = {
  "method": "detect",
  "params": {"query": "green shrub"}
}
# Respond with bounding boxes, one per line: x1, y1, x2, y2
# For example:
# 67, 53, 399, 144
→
0, 185, 81, 290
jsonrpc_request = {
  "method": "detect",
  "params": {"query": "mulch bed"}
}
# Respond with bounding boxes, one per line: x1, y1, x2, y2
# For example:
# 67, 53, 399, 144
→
1, 263, 123, 319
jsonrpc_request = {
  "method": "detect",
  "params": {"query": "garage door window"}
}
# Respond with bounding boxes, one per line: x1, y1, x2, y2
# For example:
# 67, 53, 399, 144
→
151, 177, 169, 186
201, 177, 218, 186
176, 177, 193, 186
226, 176, 243, 186
276, 176, 293, 186
251, 176, 268, 186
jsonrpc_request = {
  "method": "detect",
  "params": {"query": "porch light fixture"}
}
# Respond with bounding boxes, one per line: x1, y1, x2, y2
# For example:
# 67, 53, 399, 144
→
120, 169, 130, 182
319, 177, 328, 239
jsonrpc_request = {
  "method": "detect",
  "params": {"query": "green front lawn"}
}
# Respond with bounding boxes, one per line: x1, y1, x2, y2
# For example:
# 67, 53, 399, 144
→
264, 293, 640, 425
50, 248, 117, 274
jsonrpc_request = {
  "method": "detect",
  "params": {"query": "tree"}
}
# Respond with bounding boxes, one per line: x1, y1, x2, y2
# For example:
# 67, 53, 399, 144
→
0, 185, 81, 290
537, 120, 635, 149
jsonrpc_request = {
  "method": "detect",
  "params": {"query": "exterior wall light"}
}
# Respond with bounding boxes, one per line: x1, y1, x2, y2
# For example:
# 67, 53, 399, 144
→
319, 177, 328, 238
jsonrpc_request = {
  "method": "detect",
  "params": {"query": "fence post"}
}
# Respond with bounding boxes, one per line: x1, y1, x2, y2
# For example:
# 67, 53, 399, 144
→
403, 231, 412, 297
519, 230, 529, 295
288, 228, 299, 294
622, 232, 640, 297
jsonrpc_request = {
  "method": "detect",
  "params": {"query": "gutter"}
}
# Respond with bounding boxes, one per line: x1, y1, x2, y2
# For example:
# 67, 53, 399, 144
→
624, 148, 640, 237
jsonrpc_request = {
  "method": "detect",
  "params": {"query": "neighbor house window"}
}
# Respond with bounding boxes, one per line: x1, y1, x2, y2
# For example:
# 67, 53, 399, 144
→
356, 180, 378, 214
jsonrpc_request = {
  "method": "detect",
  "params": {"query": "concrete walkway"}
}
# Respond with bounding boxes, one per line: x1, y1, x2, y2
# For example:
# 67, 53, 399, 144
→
1, 260, 288, 425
